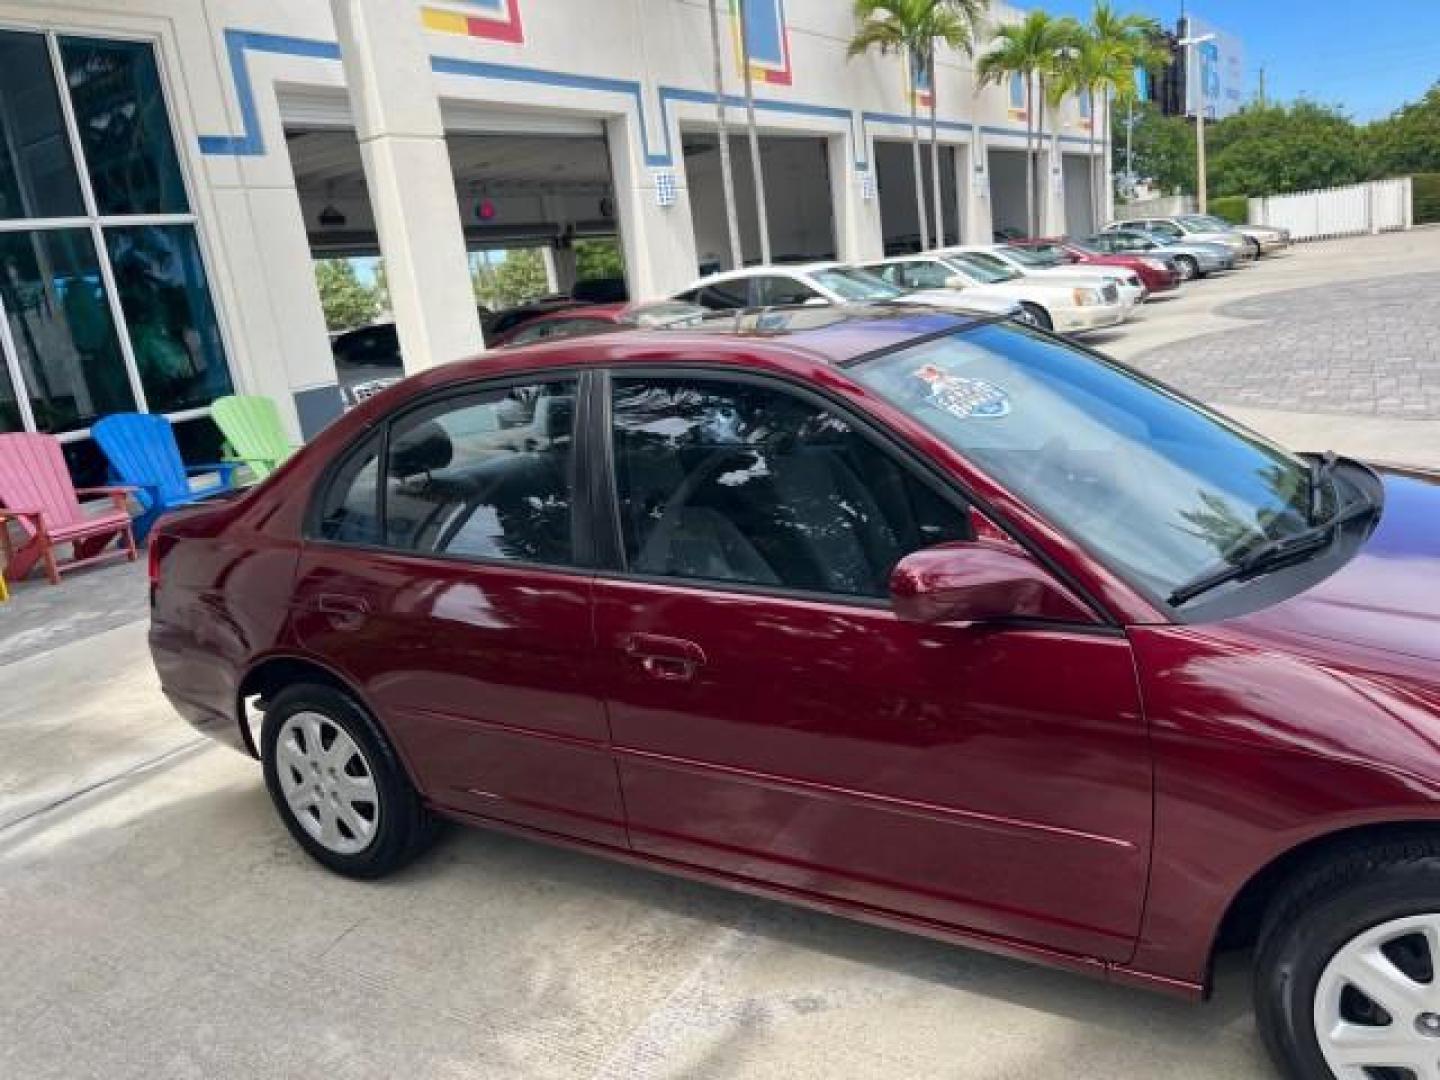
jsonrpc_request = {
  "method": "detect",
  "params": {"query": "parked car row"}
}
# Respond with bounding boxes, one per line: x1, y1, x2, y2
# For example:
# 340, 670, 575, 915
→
329, 216, 1288, 407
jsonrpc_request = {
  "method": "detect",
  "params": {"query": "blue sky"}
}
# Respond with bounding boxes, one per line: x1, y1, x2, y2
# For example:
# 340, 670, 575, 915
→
1033, 0, 1440, 121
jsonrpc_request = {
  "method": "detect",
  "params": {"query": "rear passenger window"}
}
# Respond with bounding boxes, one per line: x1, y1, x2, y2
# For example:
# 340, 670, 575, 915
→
317, 432, 382, 544
382, 381, 578, 564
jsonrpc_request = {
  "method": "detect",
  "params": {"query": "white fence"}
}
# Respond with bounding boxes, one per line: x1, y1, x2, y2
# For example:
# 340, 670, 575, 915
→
1114, 194, 1196, 220
1248, 178, 1413, 241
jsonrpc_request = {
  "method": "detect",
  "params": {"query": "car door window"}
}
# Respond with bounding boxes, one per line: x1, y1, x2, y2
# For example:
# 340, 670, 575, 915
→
751, 275, 823, 307
695, 282, 749, 310
899, 261, 955, 289
369, 380, 579, 564
609, 376, 973, 598
316, 431, 383, 544
1150, 222, 1183, 240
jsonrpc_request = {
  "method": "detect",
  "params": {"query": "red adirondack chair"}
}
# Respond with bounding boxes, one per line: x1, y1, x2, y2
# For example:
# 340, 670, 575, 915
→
0, 433, 138, 585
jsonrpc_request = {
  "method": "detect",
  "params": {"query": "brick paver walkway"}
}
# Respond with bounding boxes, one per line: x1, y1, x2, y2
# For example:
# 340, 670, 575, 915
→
1129, 271, 1440, 418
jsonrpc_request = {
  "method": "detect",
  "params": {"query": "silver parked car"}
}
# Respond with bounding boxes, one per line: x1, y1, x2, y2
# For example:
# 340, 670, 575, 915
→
1184, 213, 1292, 256
1105, 215, 1256, 264
1083, 230, 1235, 281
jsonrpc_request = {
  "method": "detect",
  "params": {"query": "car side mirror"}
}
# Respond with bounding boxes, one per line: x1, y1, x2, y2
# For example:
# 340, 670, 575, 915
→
944, 276, 968, 290
888, 541, 1094, 625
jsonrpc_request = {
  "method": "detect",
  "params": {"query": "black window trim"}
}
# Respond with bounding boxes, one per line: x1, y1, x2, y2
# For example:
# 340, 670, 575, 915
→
302, 366, 599, 574
589, 361, 1118, 629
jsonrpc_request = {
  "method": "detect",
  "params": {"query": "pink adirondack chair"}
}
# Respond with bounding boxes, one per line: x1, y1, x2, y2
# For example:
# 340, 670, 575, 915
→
0, 433, 138, 586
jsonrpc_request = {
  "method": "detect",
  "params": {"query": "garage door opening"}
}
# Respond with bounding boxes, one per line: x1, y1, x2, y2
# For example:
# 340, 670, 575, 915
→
684, 132, 836, 275
874, 139, 960, 253
1063, 153, 1098, 238
284, 116, 627, 401
987, 148, 1033, 238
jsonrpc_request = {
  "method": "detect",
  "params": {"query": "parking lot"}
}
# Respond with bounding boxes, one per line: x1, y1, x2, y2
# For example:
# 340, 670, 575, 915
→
3, 228, 1438, 1080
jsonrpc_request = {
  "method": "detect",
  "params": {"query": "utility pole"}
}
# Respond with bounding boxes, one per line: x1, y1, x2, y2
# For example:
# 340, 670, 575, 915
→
1178, 31, 1216, 213
1258, 65, 1266, 108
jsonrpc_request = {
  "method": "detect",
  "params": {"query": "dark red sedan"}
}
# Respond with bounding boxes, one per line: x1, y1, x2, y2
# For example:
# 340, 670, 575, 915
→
1010, 236, 1181, 294
152, 306, 1440, 1080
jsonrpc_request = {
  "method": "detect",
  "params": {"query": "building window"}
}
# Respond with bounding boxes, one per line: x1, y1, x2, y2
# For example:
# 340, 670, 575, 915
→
0, 28, 231, 456
1079, 88, 1093, 122
1009, 72, 1027, 114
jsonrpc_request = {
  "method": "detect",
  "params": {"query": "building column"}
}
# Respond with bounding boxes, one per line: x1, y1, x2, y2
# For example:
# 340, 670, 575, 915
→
965, 125, 993, 243
1043, 134, 1067, 237
832, 133, 883, 263
330, 0, 483, 371
608, 116, 699, 300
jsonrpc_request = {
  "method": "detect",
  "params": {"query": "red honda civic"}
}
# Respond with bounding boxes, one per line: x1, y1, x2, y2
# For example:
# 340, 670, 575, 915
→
1010, 236, 1182, 294
151, 306, 1440, 1080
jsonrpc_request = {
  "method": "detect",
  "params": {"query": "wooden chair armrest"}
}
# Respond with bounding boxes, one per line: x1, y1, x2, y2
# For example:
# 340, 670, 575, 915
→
75, 486, 138, 511
0, 508, 43, 523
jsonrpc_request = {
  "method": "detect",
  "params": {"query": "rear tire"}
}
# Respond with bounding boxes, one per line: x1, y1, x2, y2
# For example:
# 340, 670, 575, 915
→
1017, 303, 1053, 331
1255, 838, 1440, 1080
261, 683, 437, 879
1176, 255, 1199, 281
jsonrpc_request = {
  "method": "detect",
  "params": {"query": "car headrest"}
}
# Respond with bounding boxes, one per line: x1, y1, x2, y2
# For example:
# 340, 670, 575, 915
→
388, 421, 453, 477
531, 395, 574, 440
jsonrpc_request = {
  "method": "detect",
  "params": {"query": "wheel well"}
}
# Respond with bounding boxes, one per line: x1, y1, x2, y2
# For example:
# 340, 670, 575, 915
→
1214, 822, 1440, 957
235, 656, 358, 758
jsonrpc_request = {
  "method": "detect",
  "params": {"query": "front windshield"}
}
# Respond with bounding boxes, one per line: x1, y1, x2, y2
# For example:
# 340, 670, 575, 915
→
812, 267, 903, 301
997, 244, 1055, 268
944, 252, 1020, 284
852, 323, 1316, 605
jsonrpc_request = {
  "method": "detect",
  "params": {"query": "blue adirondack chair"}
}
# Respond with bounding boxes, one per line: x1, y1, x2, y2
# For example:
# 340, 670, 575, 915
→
92, 413, 241, 542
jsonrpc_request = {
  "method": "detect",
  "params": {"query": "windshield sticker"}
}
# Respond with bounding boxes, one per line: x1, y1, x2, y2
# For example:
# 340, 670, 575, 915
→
914, 364, 1011, 419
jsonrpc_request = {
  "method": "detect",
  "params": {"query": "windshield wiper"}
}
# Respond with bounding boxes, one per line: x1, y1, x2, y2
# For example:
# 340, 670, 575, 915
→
1309, 450, 1339, 523
1168, 485, 1378, 607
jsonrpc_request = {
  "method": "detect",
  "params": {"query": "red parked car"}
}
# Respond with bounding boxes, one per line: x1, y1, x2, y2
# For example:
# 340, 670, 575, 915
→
153, 306, 1440, 1080
487, 299, 706, 347
1010, 236, 1182, 294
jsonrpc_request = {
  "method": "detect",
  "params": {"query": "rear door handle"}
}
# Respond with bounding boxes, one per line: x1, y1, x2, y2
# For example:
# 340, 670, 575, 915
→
622, 633, 706, 682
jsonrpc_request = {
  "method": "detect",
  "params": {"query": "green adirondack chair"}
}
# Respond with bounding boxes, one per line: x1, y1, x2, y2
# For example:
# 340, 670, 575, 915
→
211, 395, 297, 481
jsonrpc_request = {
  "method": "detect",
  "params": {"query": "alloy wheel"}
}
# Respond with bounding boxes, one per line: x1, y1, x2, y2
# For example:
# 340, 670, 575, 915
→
1315, 914, 1440, 1080
275, 711, 381, 854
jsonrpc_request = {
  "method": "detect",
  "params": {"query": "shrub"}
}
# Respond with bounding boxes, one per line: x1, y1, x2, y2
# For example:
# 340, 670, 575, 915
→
1208, 195, 1250, 224
1414, 173, 1440, 225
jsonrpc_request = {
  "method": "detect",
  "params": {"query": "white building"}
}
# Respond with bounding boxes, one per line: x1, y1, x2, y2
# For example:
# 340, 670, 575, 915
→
0, 0, 1107, 479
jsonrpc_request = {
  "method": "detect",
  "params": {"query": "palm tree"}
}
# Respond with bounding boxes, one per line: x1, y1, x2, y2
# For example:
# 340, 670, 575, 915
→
848, 0, 945, 250
735, 2, 772, 264
706, 0, 743, 269
924, 1, 988, 246
1054, 38, 1107, 231
977, 11, 1081, 237
1084, 3, 1164, 227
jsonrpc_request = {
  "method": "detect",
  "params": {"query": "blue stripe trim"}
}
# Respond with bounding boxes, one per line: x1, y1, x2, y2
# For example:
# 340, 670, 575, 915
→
195, 28, 1102, 166
197, 31, 341, 156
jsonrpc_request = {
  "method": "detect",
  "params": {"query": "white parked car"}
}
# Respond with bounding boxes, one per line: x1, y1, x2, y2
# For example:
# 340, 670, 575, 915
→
952, 243, 1147, 307
860, 252, 1129, 334
670, 262, 1036, 324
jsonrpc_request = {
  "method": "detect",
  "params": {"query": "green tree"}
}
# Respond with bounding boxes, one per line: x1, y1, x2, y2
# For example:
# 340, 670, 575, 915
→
1367, 82, 1440, 177
472, 249, 549, 310
1208, 101, 1371, 197
977, 10, 1083, 236
1120, 101, 1195, 194
313, 259, 379, 332
574, 238, 625, 281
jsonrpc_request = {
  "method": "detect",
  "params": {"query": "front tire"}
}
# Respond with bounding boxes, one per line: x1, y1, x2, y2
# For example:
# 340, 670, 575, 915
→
1256, 839, 1440, 1080
1017, 302, 1053, 331
1176, 255, 1200, 281
261, 683, 437, 879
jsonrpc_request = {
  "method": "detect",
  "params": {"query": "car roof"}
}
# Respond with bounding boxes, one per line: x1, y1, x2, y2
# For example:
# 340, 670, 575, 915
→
688, 262, 841, 287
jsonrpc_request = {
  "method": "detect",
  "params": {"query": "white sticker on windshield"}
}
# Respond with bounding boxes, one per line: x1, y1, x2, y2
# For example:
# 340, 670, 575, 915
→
914, 364, 1011, 419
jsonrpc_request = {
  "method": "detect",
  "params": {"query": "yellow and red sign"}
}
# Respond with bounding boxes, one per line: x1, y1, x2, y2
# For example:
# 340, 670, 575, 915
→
422, 0, 524, 44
